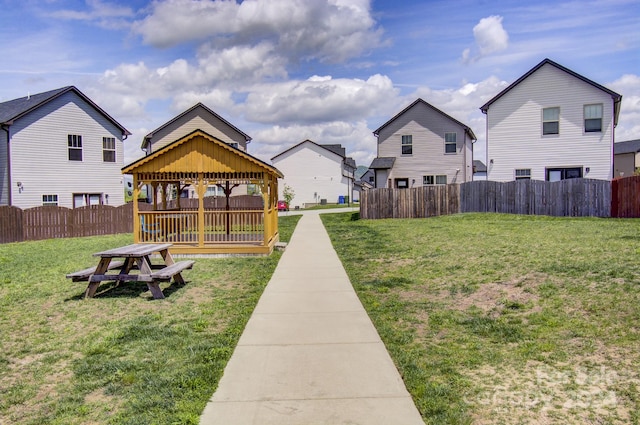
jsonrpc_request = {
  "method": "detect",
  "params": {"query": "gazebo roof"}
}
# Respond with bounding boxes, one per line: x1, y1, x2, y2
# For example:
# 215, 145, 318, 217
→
122, 129, 283, 179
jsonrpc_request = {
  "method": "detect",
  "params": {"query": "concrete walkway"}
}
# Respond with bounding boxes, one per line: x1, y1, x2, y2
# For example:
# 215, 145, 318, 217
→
200, 212, 424, 425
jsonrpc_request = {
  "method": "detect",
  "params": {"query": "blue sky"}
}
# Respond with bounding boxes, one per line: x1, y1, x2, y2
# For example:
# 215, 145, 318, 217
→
1, 0, 638, 167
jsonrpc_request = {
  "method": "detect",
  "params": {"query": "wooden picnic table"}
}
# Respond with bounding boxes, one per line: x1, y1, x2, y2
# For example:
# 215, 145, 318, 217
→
66, 243, 194, 299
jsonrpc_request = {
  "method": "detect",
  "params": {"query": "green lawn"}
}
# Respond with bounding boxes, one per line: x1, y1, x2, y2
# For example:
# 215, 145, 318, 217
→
0, 215, 300, 425
322, 212, 640, 425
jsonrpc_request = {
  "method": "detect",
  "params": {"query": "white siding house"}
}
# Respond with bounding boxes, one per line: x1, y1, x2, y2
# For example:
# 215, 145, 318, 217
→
481, 59, 622, 182
271, 140, 356, 208
371, 98, 476, 188
0, 86, 130, 209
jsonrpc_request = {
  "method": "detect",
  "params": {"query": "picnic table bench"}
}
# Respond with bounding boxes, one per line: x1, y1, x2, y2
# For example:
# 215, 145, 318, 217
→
66, 243, 194, 299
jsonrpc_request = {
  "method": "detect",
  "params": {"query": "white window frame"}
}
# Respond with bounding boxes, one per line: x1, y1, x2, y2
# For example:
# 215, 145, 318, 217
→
584, 104, 603, 133
68, 134, 83, 161
515, 169, 531, 180
102, 137, 116, 162
444, 132, 457, 154
542, 107, 560, 135
401, 135, 412, 155
42, 194, 58, 206
423, 175, 447, 185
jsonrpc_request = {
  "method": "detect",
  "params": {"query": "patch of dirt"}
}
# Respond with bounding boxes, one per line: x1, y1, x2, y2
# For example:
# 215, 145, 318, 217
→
464, 358, 640, 425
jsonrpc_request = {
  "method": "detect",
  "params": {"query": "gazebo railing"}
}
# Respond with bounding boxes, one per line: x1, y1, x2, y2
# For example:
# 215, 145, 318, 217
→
137, 210, 264, 244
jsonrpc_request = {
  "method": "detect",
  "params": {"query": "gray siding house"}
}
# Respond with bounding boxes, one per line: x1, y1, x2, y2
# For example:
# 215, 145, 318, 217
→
371, 98, 476, 188
481, 58, 622, 182
614, 139, 640, 178
0, 86, 130, 209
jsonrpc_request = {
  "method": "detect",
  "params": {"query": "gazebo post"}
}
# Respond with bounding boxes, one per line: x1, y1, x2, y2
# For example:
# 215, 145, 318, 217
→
197, 173, 206, 247
133, 174, 140, 243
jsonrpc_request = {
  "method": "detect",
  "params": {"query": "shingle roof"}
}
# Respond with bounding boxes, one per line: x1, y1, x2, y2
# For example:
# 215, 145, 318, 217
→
373, 98, 477, 141
0, 86, 130, 135
369, 157, 395, 169
321, 144, 346, 157
614, 139, 640, 155
480, 58, 622, 125
473, 160, 487, 172
344, 157, 357, 169
272, 139, 348, 161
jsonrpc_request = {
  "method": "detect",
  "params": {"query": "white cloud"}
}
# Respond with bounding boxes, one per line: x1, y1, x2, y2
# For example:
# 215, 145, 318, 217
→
244, 74, 398, 125
462, 15, 509, 63
49, 0, 134, 29
133, 0, 383, 63
608, 74, 640, 142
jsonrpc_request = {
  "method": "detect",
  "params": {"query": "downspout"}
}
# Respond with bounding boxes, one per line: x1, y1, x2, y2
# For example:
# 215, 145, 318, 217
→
1, 124, 11, 206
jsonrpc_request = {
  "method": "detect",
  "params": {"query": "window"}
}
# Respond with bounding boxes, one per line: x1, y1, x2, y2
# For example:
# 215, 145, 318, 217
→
68, 134, 83, 161
368, 176, 374, 183
444, 133, 457, 154
227, 142, 239, 149
401, 135, 412, 155
395, 178, 409, 189
546, 167, 582, 182
73, 193, 102, 208
542, 107, 560, 135
42, 194, 58, 206
515, 169, 531, 180
423, 175, 447, 185
103, 137, 116, 162
584, 104, 602, 132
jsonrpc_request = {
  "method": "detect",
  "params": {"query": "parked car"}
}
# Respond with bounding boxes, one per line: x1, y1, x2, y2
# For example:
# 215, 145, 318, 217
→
277, 200, 289, 211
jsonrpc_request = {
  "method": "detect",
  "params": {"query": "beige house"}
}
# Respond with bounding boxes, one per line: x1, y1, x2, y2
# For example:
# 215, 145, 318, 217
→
142, 103, 253, 198
370, 98, 476, 188
614, 139, 640, 178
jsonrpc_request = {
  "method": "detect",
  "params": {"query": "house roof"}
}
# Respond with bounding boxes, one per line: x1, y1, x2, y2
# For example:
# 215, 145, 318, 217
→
473, 160, 487, 172
369, 157, 396, 169
479, 58, 623, 125
0, 86, 130, 135
142, 102, 252, 149
123, 129, 282, 178
614, 139, 640, 155
345, 157, 357, 170
271, 139, 348, 161
373, 98, 477, 141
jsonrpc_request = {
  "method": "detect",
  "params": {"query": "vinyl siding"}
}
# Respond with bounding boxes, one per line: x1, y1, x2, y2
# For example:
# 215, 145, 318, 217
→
149, 107, 247, 152
0, 130, 7, 205
272, 141, 349, 207
486, 63, 614, 181
377, 102, 472, 187
9, 91, 125, 209
613, 153, 635, 178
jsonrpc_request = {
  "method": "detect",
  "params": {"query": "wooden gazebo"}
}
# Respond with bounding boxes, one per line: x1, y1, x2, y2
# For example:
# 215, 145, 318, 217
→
122, 130, 283, 255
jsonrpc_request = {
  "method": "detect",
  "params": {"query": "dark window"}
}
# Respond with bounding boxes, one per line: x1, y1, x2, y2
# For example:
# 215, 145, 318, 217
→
68, 134, 83, 161
423, 175, 434, 185
395, 178, 409, 189
546, 167, 583, 182
584, 104, 602, 132
445, 133, 457, 154
42, 194, 58, 206
542, 107, 560, 135
103, 137, 116, 162
435, 175, 447, 185
401, 135, 412, 155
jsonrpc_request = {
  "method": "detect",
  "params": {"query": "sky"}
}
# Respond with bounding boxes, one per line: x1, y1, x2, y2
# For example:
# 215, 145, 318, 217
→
1, 0, 638, 168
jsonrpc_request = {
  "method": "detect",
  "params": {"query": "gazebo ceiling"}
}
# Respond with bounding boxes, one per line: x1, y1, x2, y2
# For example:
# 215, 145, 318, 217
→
122, 129, 283, 178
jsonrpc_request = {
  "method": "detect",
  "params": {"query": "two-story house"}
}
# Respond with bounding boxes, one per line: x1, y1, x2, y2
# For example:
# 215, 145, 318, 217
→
370, 98, 476, 188
0, 86, 130, 209
141, 102, 252, 198
480, 58, 622, 181
271, 140, 356, 208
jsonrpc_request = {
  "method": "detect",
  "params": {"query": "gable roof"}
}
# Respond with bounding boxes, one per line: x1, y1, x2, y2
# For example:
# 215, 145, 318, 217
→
271, 139, 347, 161
0, 86, 130, 135
142, 102, 251, 149
473, 160, 487, 172
373, 98, 477, 141
479, 58, 622, 125
614, 139, 640, 155
123, 129, 282, 178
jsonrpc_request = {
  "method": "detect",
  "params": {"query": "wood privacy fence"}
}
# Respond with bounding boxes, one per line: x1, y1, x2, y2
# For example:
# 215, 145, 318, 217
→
611, 175, 640, 218
361, 178, 616, 220
0, 203, 133, 244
